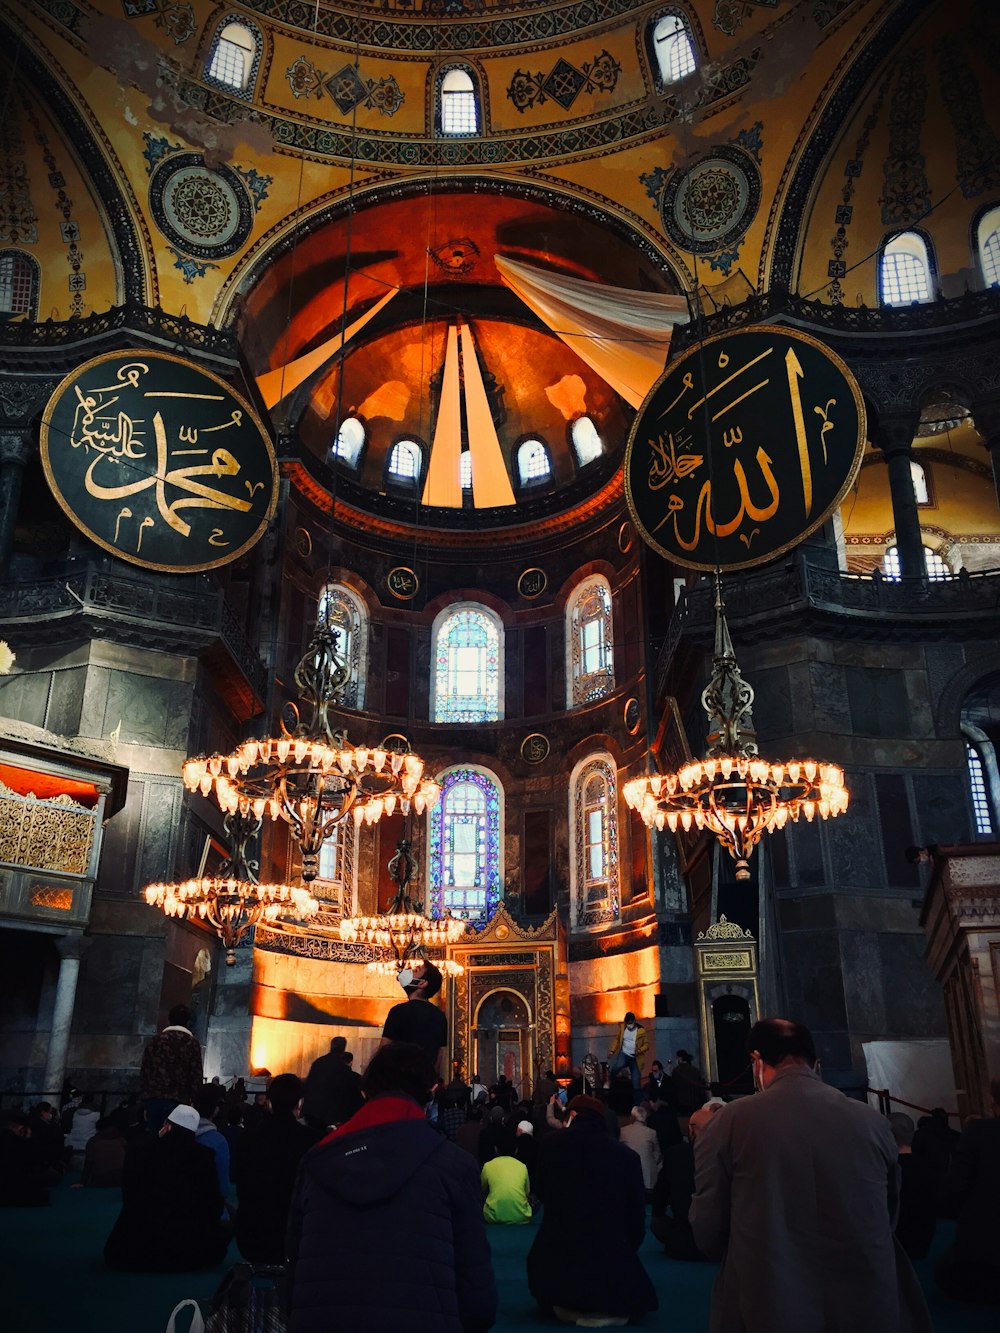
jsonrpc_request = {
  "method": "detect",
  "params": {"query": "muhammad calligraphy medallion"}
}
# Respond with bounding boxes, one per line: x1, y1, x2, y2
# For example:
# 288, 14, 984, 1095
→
40, 351, 278, 573
624, 326, 866, 571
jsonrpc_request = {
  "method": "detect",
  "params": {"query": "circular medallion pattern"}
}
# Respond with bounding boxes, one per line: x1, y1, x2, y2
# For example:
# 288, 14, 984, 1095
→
660, 147, 761, 255
520, 733, 550, 764
149, 154, 254, 259
518, 567, 547, 599
624, 698, 641, 735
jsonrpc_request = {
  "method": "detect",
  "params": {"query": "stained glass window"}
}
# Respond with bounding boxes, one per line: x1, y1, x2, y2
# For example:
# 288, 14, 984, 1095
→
317, 584, 368, 709
567, 577, 614, 706
0, 252, 38, 318
428, 767, 502, 925
432, 605, 501, 722
440, 68, 479, 136
571, 756, 620, 928
314, 819, 356, 919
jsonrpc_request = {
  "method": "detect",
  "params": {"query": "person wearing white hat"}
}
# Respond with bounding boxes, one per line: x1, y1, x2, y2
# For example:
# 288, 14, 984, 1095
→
104, 1101, 229, 1271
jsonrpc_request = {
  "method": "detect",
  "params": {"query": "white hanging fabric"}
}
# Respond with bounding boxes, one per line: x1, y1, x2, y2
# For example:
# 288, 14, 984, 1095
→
255, 288, 397, 410
421, 323, 463, 508
495, 254, 689, 408
460, 324, 517, 508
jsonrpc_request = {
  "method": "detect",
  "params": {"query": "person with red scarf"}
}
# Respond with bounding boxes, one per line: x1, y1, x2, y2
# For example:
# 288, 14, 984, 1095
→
288, 1042, 497, 1332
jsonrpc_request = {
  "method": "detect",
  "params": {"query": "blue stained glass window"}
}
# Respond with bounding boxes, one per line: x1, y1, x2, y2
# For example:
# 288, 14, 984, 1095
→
432, 606, 501, 722
428, 768, 502, 925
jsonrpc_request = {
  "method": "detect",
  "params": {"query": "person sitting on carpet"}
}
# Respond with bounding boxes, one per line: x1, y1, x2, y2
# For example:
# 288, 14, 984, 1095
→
233, 1072, 316, 1264
104, 1103, 229, 1272
0, 1110, 50, 1206
481, 1152, 532, 1224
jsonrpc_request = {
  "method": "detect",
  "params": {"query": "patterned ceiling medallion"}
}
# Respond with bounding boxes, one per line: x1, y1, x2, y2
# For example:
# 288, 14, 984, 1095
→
149, 153, 253, 260
521, 734, 550, 764
430, 237, 480, 277
660, 146, 761, 257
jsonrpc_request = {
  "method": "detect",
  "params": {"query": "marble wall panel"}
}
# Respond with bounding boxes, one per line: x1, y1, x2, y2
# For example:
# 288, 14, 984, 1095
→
911, 773, 973, 846
809, 661, 851, 734
827, 772, 884, 891
136, 780, 183, 889
0, 670, 49, 728
746, 665, 792, 745
790, 818, 825, 888
780, 928, 848, 1032
74, 935, 143, 1035
880, 932, 947, 1038
104, 670, 193, 748
845, 666, 911, 739
45, 665, 87, 735
839, 930, 886, 1034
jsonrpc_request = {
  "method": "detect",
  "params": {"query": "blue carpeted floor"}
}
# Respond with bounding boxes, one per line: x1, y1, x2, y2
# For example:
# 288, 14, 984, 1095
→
0, 1174, 991, 1332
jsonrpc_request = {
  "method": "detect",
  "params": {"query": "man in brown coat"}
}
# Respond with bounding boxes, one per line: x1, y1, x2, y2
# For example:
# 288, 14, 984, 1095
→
689, 1018, 931, 1333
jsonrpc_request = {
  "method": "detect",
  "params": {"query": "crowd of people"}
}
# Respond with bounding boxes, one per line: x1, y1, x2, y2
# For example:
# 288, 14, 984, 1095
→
2, 976, 998, 1331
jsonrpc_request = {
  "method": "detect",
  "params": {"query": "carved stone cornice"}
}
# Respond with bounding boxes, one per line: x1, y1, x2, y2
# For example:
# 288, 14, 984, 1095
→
695, 914, 754, 944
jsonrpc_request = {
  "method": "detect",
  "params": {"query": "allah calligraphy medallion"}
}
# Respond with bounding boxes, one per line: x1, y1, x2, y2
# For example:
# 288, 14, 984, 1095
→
624, 326, 866, 572
40, 351, 278, 573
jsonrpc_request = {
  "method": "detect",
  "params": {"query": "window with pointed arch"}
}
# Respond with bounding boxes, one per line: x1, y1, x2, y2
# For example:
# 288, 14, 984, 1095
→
387, 438, 423, 486
0, 250, 39, 319
205, 18, 261, 96
910, 459, 930, 505
438, 67, 480, 136
570, 755, 620, 929
879, 232, 933, 306
567, 577, 615, 706
516, 438, 551, 488
976, 204, 1000, 288
428, 767, 503, 924
882, 544, 951, 581
317, 584, 368, 709
966, 743, 995, 837
431, 604, 502, 723
649, 12, 697, 87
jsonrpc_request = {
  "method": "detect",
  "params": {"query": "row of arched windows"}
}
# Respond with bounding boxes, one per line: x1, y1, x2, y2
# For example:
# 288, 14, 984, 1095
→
316, 755, 622, 930
879, 208, 1000, 305
317, 578, 616, 720
330, 416, 604, 490
200, 13, 699, 125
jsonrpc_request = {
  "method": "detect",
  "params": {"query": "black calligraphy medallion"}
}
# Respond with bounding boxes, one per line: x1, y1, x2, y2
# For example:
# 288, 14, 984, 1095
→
40, 351, 278, 573
624, 326, 866, 571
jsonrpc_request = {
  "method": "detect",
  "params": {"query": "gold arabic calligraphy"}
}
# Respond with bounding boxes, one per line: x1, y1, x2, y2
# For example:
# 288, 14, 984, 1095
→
69, 363, 260, 554
643, 339, 839, 557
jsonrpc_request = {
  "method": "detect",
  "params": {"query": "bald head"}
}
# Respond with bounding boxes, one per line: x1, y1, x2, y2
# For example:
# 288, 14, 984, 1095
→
748, 1019, 816, 1069
688, 1101, 724, 1142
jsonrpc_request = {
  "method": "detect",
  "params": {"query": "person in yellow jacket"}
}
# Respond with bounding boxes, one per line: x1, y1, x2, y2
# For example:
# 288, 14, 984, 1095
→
608, 1012, 649, 1107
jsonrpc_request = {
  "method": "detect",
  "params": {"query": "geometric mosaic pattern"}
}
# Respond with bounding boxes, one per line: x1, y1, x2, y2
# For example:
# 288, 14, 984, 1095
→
507, 51, 621, 114
880, 51, 930, 226
325, 63, 405, 118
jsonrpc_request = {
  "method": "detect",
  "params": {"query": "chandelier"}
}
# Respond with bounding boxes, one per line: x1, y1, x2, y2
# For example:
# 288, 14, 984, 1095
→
624, 579, 849, 879
181, 624, 441, 880
144, 811, 319, 964
341, 837, 466, 974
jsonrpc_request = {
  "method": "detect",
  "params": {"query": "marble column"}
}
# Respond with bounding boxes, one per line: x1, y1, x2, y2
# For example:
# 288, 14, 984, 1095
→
970, 400, 1000, 510
0, 428, 33, 578
41, 935, 86, 1097
873, 414, 924, 581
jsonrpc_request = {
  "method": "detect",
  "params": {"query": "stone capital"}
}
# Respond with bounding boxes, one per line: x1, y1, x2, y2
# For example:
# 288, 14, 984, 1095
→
54, 933, 90, 961
0, 429, 35, 468
870, 413, 920, 458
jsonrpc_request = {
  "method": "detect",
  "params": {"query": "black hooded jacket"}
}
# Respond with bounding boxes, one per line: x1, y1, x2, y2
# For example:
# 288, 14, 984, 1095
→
288, 1094, 497, 1332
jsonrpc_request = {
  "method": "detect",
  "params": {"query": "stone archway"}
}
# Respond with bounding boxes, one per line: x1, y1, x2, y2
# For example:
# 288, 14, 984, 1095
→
473, 986, 533, 1098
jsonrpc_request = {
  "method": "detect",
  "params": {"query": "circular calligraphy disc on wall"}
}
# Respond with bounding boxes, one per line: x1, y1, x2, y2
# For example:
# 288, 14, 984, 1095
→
624, 325, 866, 572
40, 351, 278, 574
387, 567, 420, 599
520, 733, 550, 764
517, 567, 547, 599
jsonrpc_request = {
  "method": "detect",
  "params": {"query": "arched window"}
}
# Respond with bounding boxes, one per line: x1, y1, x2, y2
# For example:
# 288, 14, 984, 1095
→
570, 754, 620, 929
567, 576, 615, 706
0, 250, 39, 319
317, 584, 368, 709
966, 743, 995, 836
387, 439, 422, 484
331, 416, 365, 468
439, 67, 479, 136
431, 604, 502, 723
882, 545, 950, 581
314, 818, 357, 918
880, 232, 933, 306
205, 19, 260, 95
571, 416, 603, 467
976, 205, 1000, 288
910, 460, 929, 505
460, 450, 472, 493
650, 13, 697, 86
516, 438, 551, 487
428, 766, 503, 924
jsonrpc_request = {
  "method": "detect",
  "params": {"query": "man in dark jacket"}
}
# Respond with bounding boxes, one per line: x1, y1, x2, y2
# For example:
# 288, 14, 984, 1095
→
288, 1042, 497, 1332
379, 961, 448, 1075
936, 1076, 1000, 1305
527, 1094, 657, 1325
104, 1103, 229, 1271
234, 1073, 316, 1264
301, 1035, 363, 1132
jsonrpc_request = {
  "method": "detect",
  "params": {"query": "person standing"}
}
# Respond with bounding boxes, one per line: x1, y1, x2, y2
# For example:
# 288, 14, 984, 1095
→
620, 1104, 663, 1192
936, 1075, 1000, 1306
527, 1094, 657, 1326
689, 1018, 931, 1333
288, 1042, 496, 1332
671, 1048, 708, 1125
645, 1059, 672, 1106
379, 960, 448, 1076
608, 1012, 648, 1105
233, 1073, 316, 1265
138, 1004, 203, 1134
301, 1035, 363, 1132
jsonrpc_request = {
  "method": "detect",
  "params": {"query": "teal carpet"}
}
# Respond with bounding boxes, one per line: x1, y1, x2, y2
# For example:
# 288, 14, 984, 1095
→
0, 1175, 990, 1332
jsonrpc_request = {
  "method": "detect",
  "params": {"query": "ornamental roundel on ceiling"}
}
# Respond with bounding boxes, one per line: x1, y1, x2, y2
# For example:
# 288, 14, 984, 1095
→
149, 153, 254, 260
659, 145, 761, 257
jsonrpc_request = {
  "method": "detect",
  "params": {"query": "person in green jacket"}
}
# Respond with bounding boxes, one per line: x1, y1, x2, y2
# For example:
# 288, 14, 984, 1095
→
481, 1153, 532, 1224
